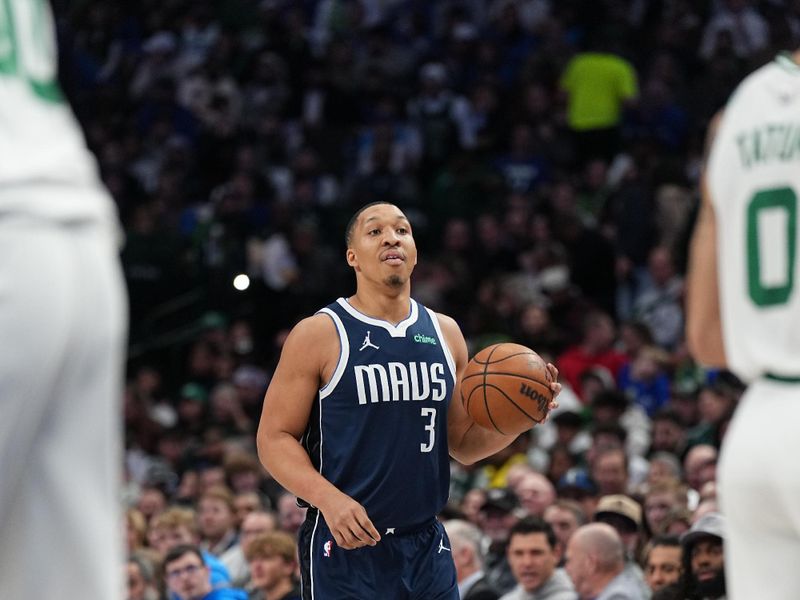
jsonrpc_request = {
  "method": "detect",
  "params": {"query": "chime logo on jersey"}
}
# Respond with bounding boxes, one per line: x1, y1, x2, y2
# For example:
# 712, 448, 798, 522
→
354, 361, 447, 404
413, 333, 437, 345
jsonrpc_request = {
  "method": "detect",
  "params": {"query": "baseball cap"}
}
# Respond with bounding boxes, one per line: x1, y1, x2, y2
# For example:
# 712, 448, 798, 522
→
594, 494, 642, 530
480, 488, 519, 513
681, 512, 725, 548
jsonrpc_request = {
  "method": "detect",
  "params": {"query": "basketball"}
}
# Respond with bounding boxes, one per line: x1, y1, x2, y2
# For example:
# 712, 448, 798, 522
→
461, 343, 553, 435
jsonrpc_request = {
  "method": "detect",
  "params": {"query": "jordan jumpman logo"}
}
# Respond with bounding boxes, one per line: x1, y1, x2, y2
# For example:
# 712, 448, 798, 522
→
359, 330, 380, 351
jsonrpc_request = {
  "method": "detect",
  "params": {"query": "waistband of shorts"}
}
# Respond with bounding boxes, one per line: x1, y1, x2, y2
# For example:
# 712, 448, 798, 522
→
764, 372, 800, 384
306, 508, 436, 537
378, 517, 437, 536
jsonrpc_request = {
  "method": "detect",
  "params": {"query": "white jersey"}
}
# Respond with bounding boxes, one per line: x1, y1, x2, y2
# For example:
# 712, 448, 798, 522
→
0, 0, 115, 221
706, 53, 800, 381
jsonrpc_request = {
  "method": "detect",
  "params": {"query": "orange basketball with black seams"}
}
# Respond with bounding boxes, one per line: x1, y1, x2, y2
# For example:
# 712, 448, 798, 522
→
461, 343, 553, 435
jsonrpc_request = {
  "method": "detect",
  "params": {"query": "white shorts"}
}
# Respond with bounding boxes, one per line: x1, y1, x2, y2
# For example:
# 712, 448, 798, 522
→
719, 377, 800, 600
0, 217, 127, 598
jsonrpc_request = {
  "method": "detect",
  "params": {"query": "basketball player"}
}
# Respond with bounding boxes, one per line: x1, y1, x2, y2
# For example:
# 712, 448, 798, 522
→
686, 49, 800, 599
0, 1, 126, 598
257, 202, 560, 599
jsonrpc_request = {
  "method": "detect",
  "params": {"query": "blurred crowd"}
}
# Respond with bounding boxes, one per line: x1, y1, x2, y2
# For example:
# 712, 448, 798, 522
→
55, 0, 797, 598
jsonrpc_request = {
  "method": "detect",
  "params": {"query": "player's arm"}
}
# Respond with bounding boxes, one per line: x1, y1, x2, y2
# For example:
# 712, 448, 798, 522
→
438, 314, 560, 465
256, 315, 380, 549
686, 112, 728, 367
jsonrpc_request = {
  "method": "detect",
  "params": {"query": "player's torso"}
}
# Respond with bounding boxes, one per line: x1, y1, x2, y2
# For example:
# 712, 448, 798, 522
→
0, 0, 113, 221
707, 54, 800, 380
303, 298, 455, 529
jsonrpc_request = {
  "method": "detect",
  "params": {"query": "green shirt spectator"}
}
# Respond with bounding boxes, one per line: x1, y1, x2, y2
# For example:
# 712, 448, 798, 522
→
560, 52, 639, 131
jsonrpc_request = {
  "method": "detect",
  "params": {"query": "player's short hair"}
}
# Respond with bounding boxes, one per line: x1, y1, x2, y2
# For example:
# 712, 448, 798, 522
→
345, 201, 395, 247
244, 531, 297, 563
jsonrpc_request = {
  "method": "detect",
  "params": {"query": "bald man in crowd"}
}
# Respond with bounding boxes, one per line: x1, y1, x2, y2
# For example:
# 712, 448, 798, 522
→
564, 524, 645, 599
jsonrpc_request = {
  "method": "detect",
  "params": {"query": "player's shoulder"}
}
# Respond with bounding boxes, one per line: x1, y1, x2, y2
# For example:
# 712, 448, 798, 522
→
430, 311, 468, 359
729, 54, 796, 104
430, 311, 460, 334
283, 313, 339, 351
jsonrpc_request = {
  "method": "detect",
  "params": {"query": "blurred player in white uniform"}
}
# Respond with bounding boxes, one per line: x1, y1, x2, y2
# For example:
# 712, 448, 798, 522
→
687, 50, 800, 599
0, 1, 126, 597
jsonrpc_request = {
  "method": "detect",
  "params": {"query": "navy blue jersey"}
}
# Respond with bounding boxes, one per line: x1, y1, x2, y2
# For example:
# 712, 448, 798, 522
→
301, 297, 456, 530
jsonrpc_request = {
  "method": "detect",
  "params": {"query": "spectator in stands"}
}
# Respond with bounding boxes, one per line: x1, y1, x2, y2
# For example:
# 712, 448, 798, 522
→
657, 513, 726, 600
682, 445, 717, 496
513, 470, 557, 518
543, 500, 588, 564
479, 488, 525, 594
500, 517, 577, 600
649, 410, 687, 458
559, 32, 639, 164
148, 507, 232, 587
644, 482, 688, 536
163, 544, 247, 600
198, 485, 239, 557
444, 519, 500, 600
643, 535, 682, 593
245, 532, 301, 600
593, 495, 650, 598
557, 310, 628, 400
564, 523, 642, 599
127, 553, 159, 600
221, 510, 278, 588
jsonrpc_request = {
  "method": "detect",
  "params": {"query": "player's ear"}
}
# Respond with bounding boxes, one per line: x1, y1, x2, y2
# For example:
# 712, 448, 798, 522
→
346, 248, 358, 268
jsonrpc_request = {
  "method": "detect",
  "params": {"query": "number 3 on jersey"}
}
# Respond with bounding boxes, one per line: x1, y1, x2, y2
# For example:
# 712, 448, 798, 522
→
0, 0, 62, 102
747, 187, 797, 306
420, 408, 436, 453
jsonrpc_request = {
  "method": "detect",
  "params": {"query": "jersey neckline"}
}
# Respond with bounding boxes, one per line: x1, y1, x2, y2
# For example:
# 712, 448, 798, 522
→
336, 297, 419, 337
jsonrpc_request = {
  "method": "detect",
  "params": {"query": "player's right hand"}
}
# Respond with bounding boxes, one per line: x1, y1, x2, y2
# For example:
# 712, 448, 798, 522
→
319, 492, 381, 549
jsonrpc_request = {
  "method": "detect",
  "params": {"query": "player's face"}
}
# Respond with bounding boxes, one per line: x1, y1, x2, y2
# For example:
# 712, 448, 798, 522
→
646, 545, 682, 591
347, 204, 417, 288
507, 532, 558, 593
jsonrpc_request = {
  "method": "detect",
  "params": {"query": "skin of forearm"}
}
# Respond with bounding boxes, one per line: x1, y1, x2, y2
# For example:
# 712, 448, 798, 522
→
259, 432, 344, 510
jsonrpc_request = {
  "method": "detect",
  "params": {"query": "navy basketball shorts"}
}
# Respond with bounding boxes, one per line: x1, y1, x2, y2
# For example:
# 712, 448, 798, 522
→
298, 511, 458, 600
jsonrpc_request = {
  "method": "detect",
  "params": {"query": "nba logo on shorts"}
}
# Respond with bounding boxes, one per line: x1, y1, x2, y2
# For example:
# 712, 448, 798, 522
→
323, 540, 332, 557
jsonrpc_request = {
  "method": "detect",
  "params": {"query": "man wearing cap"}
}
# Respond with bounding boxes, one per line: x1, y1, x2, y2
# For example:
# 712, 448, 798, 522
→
663, 513, 726, 600
593, 495, 651, 599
